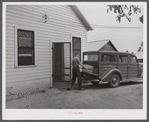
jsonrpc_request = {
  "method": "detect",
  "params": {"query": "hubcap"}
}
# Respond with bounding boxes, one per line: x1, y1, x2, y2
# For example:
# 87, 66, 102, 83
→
112, 78, 117, 84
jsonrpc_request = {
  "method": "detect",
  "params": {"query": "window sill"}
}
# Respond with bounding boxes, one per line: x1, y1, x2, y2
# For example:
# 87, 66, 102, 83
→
15, 65, 37, 68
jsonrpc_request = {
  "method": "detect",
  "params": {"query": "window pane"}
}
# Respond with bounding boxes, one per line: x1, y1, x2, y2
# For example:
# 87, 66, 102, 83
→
18, 56, 34, 65
72, 37, 81, 58
84, 55, 98, 61
101, 54, 117, 62
73, 50, 81, 58
109, 55, 117, 62
119, 55, 128, 63
18, 30, 33, 47
72, 37, 81, 50
19, 39, 33, 47
130, 56, 137, 63
18, 29, 34, 66
19, 48, 33, 54
101, 54, 109, 62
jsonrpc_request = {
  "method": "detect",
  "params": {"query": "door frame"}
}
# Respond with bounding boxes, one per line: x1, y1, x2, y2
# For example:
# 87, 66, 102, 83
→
49, 40, 53, 87
52, 42, 71, 87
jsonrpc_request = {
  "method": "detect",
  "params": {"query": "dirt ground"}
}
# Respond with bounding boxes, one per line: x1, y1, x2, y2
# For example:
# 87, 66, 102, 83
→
6, 81, 143, 109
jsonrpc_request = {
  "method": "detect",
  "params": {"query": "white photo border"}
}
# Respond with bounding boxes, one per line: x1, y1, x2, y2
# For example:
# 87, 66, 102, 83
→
2, 2, 147, 120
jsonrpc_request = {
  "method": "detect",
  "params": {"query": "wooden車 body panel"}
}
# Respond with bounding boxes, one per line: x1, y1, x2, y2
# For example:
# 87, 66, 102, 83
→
82, 51, 140, 83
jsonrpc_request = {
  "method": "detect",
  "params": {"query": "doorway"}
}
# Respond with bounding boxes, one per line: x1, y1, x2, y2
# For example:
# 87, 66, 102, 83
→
52, 42, 71, 88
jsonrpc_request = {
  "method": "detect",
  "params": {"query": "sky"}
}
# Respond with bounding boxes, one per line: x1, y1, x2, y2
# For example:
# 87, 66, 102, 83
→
77, 5, 143, 53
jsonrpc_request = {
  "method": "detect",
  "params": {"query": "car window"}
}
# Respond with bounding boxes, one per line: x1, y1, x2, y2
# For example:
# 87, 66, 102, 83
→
101, 54, 109, 62
119, 55, 128, 63
84, 55, 98, 61
109, 55, 117, 62
130, 56, 137, 63
101, 54, 117, 62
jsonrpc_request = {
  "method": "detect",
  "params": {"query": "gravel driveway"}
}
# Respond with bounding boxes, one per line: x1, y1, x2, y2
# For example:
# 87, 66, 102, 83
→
6, 81, 143, 109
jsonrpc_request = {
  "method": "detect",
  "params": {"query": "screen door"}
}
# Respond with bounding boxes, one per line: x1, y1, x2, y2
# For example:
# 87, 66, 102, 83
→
52, 42, 71, 88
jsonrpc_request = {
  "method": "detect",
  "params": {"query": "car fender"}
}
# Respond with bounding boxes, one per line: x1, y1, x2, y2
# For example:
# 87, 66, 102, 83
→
100, 68, 122, 82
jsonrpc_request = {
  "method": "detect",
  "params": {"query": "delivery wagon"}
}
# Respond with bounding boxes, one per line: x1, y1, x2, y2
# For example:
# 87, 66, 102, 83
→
81, 51, 142, 88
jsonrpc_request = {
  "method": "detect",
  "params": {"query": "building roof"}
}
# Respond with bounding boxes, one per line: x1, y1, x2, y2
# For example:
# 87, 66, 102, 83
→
69, 5, 93, 31
87, 40, 118, 51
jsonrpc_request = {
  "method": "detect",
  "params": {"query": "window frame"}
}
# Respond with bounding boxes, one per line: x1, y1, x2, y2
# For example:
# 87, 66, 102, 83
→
83, 54, 99, 61
101, 54, 117, 64
129, 55, 138, 64
15, 26, 37, 68
118, 55, 129, 64
72, 37, 81, 59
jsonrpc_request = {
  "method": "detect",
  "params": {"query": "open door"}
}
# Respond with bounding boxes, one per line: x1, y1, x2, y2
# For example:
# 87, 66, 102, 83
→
52, 42, 71, 88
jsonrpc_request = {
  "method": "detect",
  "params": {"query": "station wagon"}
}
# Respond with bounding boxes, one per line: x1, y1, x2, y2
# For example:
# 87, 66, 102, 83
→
81, 51, 142, 88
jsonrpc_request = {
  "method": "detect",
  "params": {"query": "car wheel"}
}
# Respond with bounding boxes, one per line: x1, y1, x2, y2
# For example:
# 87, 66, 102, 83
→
108, 74, 120, 88
91, 81, 99, 85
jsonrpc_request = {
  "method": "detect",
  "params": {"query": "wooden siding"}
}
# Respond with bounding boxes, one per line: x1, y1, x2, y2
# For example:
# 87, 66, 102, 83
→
6, 5, 87, 89
100, 64, 117, 76
118, 64, 128, 78
130, 64, 138, 78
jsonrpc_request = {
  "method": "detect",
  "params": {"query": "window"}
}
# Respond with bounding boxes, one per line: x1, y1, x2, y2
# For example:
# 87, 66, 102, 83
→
109, 55, 117, 62
101, 54, 109, 62
119, 55, 128, 63
101, 54, 117, 62
16, 29, 35, 66
130, 56, 137, 63
72, 37, 81, 58
84, 55, 98, 61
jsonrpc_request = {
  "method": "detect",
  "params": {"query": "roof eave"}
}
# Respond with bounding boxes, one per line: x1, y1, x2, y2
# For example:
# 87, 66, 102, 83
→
69, 5, 93, 31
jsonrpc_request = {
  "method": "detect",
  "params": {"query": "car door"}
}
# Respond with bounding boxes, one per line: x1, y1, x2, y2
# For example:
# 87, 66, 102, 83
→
100, 53, 117, 78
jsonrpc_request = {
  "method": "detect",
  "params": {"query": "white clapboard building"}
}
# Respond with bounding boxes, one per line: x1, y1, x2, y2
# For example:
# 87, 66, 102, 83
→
5, 4, 92, 97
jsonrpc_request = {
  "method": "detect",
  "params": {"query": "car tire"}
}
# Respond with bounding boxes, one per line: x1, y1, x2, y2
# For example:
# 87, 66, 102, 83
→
108, 74, 120, 88
91, 81, 99, 85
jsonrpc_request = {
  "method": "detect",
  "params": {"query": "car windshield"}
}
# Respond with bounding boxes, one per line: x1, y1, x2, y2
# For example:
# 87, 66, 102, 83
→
84, 54, 98, 61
